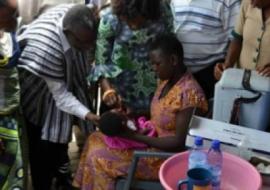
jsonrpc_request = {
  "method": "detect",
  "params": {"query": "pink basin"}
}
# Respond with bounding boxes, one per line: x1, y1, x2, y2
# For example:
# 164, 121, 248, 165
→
159, 151, 262, 190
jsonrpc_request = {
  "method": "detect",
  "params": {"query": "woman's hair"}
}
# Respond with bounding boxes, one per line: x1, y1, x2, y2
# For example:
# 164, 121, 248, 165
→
114, 0, 161, 20
99, 111, 126, 136
150, 33, 184, 65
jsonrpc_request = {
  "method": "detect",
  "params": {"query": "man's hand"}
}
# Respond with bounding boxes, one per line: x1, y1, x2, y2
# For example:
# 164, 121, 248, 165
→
257, 63, 270, 77
214, 63, 230, 80
85, 112, 100, 125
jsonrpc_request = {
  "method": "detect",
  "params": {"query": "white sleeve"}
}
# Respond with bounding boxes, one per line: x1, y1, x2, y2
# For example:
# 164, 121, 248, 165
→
44, 78, 90, 120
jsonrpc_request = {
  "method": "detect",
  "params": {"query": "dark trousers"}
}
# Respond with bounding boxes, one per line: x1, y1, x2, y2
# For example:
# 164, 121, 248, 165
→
26, 120, 69, 190
193, 62, 221, 99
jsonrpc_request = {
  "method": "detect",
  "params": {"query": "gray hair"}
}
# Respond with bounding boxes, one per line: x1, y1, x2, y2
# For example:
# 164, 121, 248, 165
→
63, 4, 98, 33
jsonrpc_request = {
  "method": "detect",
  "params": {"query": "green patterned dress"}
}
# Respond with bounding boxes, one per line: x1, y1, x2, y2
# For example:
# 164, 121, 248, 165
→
0, 32, 24, 190
90, 3, 173, 111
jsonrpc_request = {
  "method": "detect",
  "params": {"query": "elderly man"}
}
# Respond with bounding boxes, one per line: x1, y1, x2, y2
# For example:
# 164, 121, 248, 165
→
18, 4, 99, 190
171, 0, 240, 98
0, 0, 25, 189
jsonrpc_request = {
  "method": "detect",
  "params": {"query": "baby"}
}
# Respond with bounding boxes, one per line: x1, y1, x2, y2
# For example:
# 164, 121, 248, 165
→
98, 111, 156, 150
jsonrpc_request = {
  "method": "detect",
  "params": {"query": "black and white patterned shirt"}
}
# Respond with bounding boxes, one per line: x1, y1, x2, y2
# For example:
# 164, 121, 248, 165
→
18, 4, 94, 143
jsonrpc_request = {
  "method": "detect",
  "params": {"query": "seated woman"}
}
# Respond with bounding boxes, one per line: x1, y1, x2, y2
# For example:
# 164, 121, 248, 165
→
73, 33, 208, 190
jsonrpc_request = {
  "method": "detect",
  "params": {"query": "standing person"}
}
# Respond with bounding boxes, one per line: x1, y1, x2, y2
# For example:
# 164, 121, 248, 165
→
215, 0, 270, 79
0, 0, 25, 189
73, 33, 208, 190
90, 0, 173, 115
171, 0, 240, 98
17, 4, 99, 190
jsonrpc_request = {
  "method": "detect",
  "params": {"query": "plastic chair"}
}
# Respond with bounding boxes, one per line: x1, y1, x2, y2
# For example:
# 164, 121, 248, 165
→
115, 151, 174, 190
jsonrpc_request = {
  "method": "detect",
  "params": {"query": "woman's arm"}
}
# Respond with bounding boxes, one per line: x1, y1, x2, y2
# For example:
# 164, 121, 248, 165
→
95, 13, 122, 107
99, 77, 120, 107
121, 107, 194, 152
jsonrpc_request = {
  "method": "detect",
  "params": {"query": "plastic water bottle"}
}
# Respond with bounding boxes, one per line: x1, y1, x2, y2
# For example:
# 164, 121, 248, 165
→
237, 136, 252, 160
188, 136, 208, 169
208, 140, 223, 190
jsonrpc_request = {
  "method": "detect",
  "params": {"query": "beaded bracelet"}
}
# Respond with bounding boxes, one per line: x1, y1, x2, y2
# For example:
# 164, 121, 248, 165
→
102, 89, 116, 101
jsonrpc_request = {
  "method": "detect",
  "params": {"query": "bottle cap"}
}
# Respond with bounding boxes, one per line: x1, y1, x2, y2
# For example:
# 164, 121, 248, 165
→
194, 136, 203, 146
211, 140, 220, 150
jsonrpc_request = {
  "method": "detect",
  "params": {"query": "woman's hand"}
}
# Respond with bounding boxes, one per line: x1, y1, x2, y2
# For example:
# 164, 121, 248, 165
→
102, 89, 122, 107
100, 78, 121, 107
257, 63, 270, 77
85, 112, 100, 125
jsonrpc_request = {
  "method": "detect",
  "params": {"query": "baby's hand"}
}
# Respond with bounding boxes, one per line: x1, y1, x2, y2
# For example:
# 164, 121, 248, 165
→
137, 119, 157, 137
139, 128, 152, 135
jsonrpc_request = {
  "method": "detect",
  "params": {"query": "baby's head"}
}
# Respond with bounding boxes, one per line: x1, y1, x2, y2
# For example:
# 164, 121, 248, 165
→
98, 111, 127, 136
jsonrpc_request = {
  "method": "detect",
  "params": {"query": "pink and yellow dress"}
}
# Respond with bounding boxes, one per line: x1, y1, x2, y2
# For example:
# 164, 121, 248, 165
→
73, 72, 208, 190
